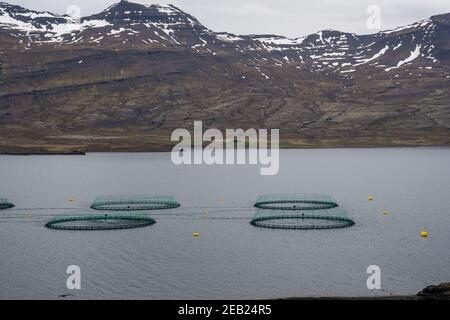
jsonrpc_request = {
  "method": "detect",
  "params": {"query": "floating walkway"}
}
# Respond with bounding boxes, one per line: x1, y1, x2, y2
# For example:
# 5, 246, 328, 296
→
90, 195, 181, 211
254, 194, 338, 210
45, 214, 156, 231
251, 208, 355, 230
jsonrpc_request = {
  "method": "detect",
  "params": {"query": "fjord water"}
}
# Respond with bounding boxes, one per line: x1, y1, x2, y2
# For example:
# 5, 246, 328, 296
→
1, 149, 450, 299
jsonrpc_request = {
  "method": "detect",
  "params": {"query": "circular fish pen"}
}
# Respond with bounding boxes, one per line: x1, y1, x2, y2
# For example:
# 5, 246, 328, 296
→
250, 209, 355, 230
254, 194, 338, 210
251, 194, 354, 230
91, 195, 181, 211
45, 215, 156, 231
0, 198, 14, 210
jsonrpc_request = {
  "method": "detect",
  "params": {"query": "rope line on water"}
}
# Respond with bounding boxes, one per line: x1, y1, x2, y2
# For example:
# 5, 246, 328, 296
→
0, 207, 257, 223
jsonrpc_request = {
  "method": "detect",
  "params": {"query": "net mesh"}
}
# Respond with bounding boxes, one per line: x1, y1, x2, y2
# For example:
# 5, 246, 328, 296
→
251, 194, 354, 230
45, 214, 156, 231
0, 198, 14, 210
251, 208, 355, 230
91, 195, 181, 211
254, 194, 338, 210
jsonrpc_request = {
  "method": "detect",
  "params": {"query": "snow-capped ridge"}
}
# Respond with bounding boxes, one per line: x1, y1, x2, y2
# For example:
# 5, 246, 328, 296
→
0, 1, 447, 75
382, 18, 432, 35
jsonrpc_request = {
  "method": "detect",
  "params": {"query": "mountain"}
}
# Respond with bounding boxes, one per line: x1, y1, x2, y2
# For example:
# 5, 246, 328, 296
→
1, 1, 450, 153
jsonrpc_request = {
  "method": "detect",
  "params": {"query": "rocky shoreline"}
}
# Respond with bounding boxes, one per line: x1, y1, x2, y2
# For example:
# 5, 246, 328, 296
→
286, 283, 450, 300
1, 143, 450, 156
0, 151, 86, 156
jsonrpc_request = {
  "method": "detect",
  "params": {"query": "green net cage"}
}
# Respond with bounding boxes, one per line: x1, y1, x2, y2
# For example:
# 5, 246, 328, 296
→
0, 198, 15, 210
45, 214, 156, 231
250, 208, 355, 230
90, 195, 181, 211
254, 194, 338, 210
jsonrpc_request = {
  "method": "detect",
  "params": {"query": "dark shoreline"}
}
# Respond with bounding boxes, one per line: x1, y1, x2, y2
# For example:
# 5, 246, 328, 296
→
281, 296, 419, 300
282, 282, 450, 300
0, 151, 86, 156
1, 145, 450, 156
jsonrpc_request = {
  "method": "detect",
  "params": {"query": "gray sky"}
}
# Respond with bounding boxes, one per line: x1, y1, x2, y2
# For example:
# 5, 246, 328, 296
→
10, 0, 450, 37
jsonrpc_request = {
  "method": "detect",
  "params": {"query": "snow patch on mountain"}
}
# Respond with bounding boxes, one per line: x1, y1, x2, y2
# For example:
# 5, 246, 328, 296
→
354, 45, 389, 66
0, 6, 111, 40
215, 33, 244, 42
253, 36, 305, 46
385, 45, 422, 71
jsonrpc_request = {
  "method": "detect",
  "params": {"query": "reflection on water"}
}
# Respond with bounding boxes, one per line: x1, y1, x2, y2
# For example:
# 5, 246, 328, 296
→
1, 148, 450, 299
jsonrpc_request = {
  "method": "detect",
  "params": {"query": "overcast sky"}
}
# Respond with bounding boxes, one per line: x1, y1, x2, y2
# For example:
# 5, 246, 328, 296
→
10, 0, 450, 37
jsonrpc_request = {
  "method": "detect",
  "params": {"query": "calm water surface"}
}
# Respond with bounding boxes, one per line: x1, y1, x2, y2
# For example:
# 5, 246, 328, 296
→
1, 148, 450, 299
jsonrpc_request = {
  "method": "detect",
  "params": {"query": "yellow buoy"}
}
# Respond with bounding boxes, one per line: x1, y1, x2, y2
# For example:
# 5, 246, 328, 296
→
192, 232, 200, 237
368, 196, 374, 201
69, 198, 75, 202
421, 230, 428, 238
382, 211, 391, 216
